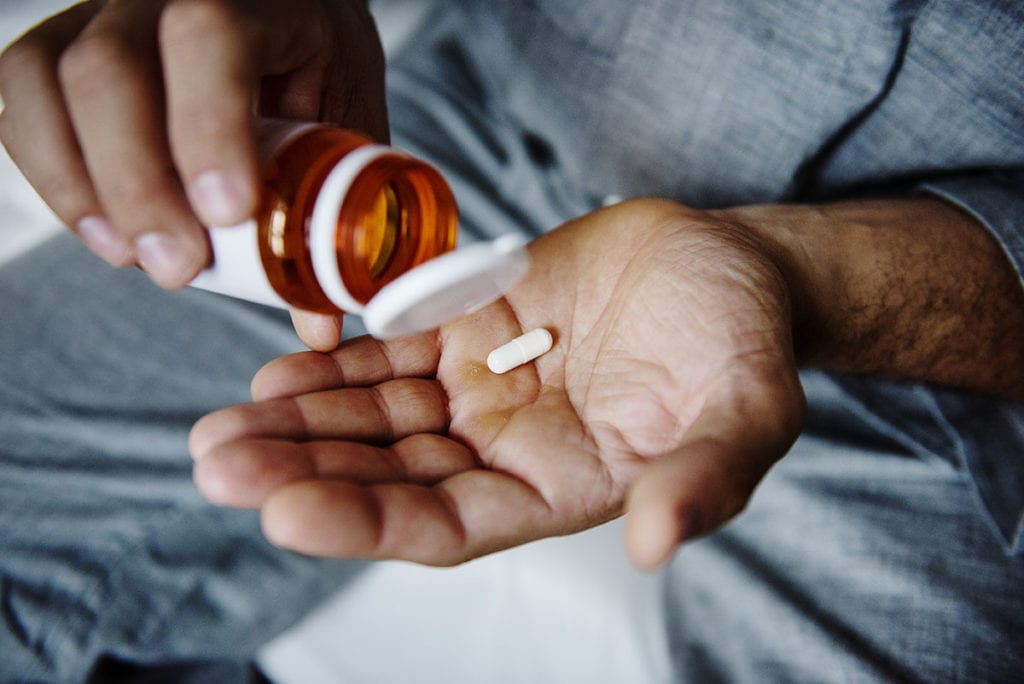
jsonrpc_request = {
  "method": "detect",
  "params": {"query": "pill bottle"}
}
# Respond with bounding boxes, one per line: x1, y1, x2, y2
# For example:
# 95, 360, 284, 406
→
192, 119, 457, 314
192, 120, 530, 339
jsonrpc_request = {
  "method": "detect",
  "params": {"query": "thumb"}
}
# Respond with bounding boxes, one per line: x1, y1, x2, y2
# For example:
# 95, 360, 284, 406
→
624, 376, 804, 571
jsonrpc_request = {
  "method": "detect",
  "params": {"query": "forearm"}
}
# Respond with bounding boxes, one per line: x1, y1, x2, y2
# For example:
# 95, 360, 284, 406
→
719, 198, 1024, 400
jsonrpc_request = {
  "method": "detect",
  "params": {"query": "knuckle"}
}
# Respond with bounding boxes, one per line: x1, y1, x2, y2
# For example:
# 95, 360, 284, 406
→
160, 0, 240, 45
35, 174, 83, 213
57, 32, 130, 93
104, 171, 167, 213
93, 171, 181, 237
170, 107, 247, 152
17, 167, 96, 228
0, 39, 47, 90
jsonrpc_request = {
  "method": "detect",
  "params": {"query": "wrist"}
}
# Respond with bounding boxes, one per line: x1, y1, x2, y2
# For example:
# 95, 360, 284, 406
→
710, 202, 845, 368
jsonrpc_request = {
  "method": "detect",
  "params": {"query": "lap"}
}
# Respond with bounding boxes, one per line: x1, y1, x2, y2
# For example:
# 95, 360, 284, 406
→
664, 371, 1024, 682
0, 236, 363, 681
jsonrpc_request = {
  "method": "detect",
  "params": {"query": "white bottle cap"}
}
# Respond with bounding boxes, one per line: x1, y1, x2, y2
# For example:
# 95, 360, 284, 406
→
308, 144, 395, 314
363, 234, 530, 339
308, 141, 532, 337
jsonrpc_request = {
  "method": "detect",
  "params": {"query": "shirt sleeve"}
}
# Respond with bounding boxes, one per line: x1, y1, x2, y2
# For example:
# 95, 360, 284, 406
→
921, 171, 1024, 299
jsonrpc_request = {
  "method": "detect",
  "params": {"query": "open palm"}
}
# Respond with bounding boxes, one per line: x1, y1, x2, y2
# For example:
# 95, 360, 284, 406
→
190, 199, 805, 569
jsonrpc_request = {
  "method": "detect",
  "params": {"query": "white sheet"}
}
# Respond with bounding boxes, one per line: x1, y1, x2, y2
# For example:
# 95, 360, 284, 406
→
259, 520, 672, 684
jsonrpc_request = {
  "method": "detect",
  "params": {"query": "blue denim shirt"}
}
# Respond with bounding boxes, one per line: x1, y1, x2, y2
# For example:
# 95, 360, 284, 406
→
457, 0, 1024, 552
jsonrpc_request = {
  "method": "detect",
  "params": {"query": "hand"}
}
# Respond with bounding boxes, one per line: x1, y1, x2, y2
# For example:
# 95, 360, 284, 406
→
0, 0, 386, 288
190, 199, 806, 569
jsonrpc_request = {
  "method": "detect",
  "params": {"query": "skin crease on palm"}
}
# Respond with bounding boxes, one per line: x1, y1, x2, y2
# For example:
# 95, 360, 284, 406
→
189, 199, 806, 572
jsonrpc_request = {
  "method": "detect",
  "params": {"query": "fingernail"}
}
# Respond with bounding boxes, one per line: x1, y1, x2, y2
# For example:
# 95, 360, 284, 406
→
135, 232, 196, 287
77, 216, 131, 264
191, 170, 250, 226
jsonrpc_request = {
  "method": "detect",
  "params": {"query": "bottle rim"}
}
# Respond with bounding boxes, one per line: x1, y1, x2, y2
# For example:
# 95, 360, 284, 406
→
308, 143, 396, 314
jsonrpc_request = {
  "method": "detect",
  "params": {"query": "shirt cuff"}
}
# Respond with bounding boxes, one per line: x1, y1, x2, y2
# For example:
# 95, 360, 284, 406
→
919, 171, 1024, 292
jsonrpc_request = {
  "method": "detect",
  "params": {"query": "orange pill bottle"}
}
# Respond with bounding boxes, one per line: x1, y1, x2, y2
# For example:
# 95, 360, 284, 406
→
192, 121, 532, 339
191, 120, 458, 317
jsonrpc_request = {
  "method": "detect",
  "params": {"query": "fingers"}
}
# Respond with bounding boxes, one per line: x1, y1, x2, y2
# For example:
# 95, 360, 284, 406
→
1, 0, 211, 284
160, 0, 338, 228
0, 0, 350, 289
191, 377, 451, 457
193, 426, 564, 564
194, 433, 477, 508
289, 310, 343, 352
624, 436, 753, 570
0, 2, 115, 255
59, 2, 210, 287
261, 469, 556, 565
251, 332, 441, 400
159, 0, 261, 229
624, 369, 805, 571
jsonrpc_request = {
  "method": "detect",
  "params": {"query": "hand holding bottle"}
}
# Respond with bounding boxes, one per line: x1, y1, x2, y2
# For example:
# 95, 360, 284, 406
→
0, 0, 387, 288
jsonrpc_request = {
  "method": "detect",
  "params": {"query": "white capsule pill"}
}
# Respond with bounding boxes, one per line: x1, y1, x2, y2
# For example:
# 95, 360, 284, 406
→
487, 328, 554, 374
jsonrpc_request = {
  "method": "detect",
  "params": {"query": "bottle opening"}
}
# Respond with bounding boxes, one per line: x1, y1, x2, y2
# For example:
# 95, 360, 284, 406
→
361, 183, 401, 279
251, 125, 458, 315
337, 155, 457, 304
256, 126, 371, 314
